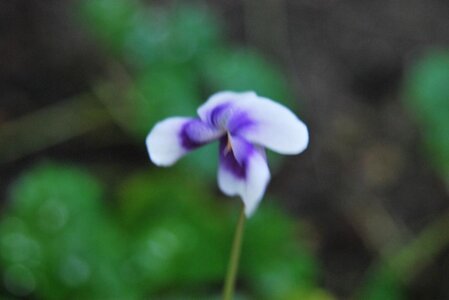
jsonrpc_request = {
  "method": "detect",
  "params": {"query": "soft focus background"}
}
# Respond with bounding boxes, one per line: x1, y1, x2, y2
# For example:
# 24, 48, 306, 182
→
1, 0, 449, 299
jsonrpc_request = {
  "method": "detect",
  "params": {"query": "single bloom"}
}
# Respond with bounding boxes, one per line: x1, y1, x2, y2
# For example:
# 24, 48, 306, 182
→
146, 91, 309, 217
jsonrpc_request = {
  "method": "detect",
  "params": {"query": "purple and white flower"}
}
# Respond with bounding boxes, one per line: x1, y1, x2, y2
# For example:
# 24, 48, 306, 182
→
146, 91, 309, 217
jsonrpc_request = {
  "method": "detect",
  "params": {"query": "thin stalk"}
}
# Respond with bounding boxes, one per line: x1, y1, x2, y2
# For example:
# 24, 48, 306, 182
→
0, 95, 112, 163
223, 206, 246, 300
354, 208, 449, 299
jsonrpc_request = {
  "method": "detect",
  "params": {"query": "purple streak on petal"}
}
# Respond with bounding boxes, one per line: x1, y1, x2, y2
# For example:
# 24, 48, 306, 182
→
180, 119, 223, 150
206, 101, 256, 134
228, 135, 255, 165
219, 135, 259, 179
208, 102, 232, 128
219, 136, 246, 179
227, 111, 255, 135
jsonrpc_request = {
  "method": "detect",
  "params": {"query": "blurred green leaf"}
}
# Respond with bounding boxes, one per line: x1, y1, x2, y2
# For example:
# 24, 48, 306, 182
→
128, 65, 200, 137
403, 49, 449, 180
124, 4, 222, 69
80, 1, 222, 71
405, 50, 449, 123
166, 4, 223, 64
200, 48, 294, 106
79, 0, 137, 52
118, 172, 320, 297
178, 142, 219, 181
117, 170, 228, 292
243, 204, 318, 298
283, 288, 336, 300
424, 124, 449, 177
0, 163, 137, 300
1, 164, 321, 298
117, 169, 220, 229
359, 268, 405, 300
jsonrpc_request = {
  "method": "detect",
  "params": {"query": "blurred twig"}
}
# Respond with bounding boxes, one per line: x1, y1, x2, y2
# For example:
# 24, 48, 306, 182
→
91, 62, 147, 136
0, 61, 148, 164
385, 209, 449, 283
0, 95, 112, 164
355, 208, 449, 298
345, 197, 410, 257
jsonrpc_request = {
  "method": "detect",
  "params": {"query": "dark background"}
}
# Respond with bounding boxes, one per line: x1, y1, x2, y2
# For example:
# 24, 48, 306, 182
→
1, 0, 449, 299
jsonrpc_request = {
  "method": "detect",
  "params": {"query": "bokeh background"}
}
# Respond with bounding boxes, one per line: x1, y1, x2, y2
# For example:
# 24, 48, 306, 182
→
1, 0, 449, 299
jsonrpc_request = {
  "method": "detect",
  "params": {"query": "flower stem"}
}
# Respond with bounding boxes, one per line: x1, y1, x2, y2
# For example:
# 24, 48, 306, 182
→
223, 205, 246, 300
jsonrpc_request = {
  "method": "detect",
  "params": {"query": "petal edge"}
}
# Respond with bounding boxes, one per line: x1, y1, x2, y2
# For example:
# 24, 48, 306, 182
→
146, 117, 192, 166
237, 96, 309, 154
218, 137, 270, 217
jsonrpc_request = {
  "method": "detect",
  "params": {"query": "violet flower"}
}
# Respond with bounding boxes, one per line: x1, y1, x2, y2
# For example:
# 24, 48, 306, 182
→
146, 91, 309, 217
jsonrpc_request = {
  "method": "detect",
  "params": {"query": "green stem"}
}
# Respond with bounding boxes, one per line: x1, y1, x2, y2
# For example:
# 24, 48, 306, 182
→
223, 205, 246, 300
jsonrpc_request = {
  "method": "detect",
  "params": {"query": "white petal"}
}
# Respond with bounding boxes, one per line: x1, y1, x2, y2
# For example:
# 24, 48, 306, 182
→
218, 139, 270, 217
146, 117, 192, 166
198, 91, 309, 154
237, 96, 309, 154
244, 152, 270, 216
197, 91, 256, 124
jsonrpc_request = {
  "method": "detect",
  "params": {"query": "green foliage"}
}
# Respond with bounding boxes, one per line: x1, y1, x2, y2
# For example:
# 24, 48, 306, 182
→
128, 65, 200, 136
81, 0, 137, 52
123, 4, 223, 69
0, 163, 320, 298
243, 206, 318, 299
359, 268, 405, 300
0, 163, 136, 299
120, 171, 316, 296
119, 171, 293, 291
80, 0, 223, 71
117, 171, 320, 297
403, 50, 449, 180
200, 48, 294, 105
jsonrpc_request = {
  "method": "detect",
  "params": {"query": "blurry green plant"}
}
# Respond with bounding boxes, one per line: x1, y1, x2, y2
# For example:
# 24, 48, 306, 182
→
403, 49, 449, 182
358, 268, 405, 300
0, 163, 136, 299
242, 207, 322, 299
117, 170, 325, 299
0, 163, 327, 299
78, 0, 296, 178
354, 53, 449, 300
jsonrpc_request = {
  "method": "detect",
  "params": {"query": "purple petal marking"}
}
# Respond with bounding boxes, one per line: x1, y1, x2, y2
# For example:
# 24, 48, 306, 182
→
180, 119, 223, 150
219, 135, 257, 179
227, 111, 255, 135
208, 102, 232, 128
219, 137, 246, 179
206, 102, 255, 135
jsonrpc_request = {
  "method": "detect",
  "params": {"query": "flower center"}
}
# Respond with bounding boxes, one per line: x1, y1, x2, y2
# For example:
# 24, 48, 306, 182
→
210, 103, 233, 129
224, 132, 233, 155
